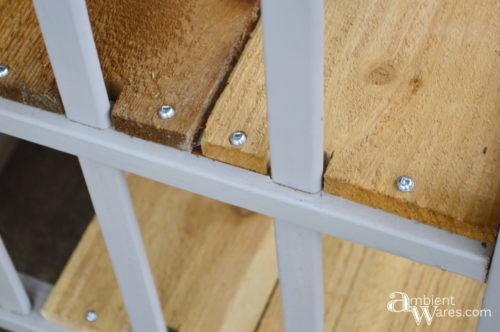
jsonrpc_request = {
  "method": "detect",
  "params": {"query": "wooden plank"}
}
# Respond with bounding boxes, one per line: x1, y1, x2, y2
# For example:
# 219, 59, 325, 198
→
201, 0, 500, 243
258, 234, 486, 332
99, 0, 259, 150
0, 0, 259, 150
0, 0, 63, 113
42, 174, 277, 332
202, 23, 268, 174
323, 0, 500, 244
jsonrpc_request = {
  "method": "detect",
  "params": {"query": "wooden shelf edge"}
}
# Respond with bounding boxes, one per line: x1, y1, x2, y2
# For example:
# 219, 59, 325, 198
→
201, 0, 500, 244
41, 174, 277, 332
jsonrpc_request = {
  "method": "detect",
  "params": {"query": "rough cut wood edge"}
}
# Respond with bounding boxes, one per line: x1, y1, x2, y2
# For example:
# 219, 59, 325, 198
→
322, 0, 500, 244
0, 0, 260, 150
324, 179, 499, 244
202, 0, 500, 243
258, 234, 485, 332
41, 174, 277, 332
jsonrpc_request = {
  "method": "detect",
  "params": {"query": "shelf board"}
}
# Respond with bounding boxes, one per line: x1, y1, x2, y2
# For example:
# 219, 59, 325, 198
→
42, 174, 277, 332
0, 0, 259, 150
258, 234, 485, 331
201, 0, 500, 243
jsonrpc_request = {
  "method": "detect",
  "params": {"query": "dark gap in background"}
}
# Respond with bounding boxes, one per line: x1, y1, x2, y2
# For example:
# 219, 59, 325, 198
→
0, 140, 94, 284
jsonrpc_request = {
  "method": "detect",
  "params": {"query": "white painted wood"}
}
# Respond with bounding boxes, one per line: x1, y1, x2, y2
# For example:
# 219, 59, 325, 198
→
0, 237, 31, 315
0, 98, 492, 282
261, 0, 324, 193
79, 158, 167, 332
0, 274, 71, 332
477, 241, 500, 331
274, 221, 323, 332
262, 1, 324, 330
272, 224, 323, 332
32, 0, 110, 128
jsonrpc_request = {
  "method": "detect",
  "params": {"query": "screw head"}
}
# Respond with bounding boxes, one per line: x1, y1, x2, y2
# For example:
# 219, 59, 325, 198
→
85, 310, 98, 322
395, 176, 415, 192
157, 105, 176, 119
229, 131, 247, 146
0, 65, 10, 78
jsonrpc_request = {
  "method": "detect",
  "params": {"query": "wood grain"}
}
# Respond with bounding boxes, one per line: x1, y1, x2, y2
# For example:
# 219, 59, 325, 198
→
0, 0, 259, 150
96, 0, 259, 150
201, 0, 500, 243
258, 234, 486, 332
42, 174, 277, 332
202, 23, 268, 173
0, 0, 63, 113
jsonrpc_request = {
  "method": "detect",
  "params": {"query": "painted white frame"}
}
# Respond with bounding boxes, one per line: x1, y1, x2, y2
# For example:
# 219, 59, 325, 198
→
0, 0, 496, 331
0, 274, 72, 332
261, 0, 324, 329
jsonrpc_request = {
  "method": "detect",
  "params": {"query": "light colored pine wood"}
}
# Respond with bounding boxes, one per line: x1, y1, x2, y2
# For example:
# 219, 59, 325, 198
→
258, 234, 486, 332
202, 23, 268, 174
42, 174, 277, 332
0, 0, 259, 150
323, 0, 500, 244
201, 0, 500, 243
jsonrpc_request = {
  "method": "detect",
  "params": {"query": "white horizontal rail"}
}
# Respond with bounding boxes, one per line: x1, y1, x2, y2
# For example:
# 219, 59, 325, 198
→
0, 98, 492, 281
0, 274, 71, 332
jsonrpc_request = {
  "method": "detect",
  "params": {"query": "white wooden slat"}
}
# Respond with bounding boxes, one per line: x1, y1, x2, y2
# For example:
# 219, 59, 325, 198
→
32, 0, 110, 128
261, 0, 325, 330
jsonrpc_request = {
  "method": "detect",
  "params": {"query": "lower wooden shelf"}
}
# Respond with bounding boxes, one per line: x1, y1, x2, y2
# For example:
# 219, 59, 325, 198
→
260, 235, 486, 332
41, 174, 277, 332
202, 0, 500, 244
40, 175, 485, 332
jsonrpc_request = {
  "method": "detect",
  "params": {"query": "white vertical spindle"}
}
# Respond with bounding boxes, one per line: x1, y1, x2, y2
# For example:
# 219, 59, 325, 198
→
261, 0, 325, 331
33, 1, 167, 330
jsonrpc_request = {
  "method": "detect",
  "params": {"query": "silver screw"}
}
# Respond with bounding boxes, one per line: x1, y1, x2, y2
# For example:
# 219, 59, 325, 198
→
85, 310, 98, 322
0, 65, 10, 78
395, 176, 415, 192
229, 131, 247, 146
157, 105, 176, 119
